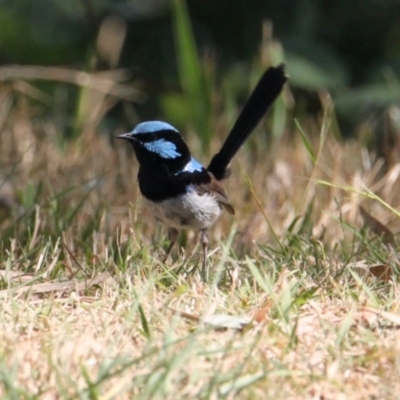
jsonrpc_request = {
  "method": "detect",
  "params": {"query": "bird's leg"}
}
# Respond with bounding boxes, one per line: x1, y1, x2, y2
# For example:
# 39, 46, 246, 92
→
199, 229, 209, 280
162, 228, 179, 263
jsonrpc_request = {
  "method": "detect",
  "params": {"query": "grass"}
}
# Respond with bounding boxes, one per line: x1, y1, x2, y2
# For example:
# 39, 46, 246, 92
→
1, 9, 400, 394
1, 73, 400, 399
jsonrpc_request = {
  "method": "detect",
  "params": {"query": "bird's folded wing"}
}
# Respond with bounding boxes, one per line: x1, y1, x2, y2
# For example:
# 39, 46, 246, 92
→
195, 179, 235, 215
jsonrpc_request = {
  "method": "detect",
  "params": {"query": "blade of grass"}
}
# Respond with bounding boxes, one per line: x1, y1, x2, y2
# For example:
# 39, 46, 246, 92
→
172, 0, 211, 150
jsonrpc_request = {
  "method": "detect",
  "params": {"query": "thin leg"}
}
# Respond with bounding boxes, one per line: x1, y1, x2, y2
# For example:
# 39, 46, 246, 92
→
200, 229, 209, 280
162, 228, 179, 263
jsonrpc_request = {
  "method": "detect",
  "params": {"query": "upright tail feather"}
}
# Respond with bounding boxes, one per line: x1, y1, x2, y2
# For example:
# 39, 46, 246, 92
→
207, 64, 287, 180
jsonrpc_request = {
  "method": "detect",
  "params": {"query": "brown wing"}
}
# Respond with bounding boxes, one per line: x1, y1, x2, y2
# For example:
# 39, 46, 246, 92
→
196, 176, 235, 215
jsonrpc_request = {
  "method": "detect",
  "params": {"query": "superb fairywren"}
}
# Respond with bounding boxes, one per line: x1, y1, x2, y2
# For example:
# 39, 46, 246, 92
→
116, 64, 287, 276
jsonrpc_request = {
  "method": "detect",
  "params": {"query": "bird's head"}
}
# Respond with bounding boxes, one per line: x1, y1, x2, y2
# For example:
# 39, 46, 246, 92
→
116, 121, 191, 171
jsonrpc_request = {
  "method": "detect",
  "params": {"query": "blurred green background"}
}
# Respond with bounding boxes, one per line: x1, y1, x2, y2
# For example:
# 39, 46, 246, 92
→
1, 0, 400, 138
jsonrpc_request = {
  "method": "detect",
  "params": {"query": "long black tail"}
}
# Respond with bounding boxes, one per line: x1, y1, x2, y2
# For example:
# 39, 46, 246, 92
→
207, 64, 287, 180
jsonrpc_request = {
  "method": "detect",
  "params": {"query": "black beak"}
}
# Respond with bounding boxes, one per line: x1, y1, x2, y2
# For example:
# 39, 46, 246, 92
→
115, 133, 133, 140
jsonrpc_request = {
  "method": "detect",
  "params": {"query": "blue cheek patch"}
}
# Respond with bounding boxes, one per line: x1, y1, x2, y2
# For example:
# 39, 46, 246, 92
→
143, 139, 181, 159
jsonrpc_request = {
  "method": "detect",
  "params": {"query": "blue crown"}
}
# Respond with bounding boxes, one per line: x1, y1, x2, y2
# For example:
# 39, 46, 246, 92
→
132, 121, 178, 135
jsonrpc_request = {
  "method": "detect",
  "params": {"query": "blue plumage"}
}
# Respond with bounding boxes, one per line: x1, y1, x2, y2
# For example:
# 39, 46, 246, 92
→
178, 158, 204, 174
132, 121, 178, 135
143, 139, 181, 159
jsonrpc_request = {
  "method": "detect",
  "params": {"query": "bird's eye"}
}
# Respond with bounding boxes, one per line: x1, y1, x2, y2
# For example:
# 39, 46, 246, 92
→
143, 139, 181, 159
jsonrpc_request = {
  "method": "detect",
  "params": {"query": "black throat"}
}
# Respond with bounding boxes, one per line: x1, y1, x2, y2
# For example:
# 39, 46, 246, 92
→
138, 164, 211, 202
127, 130, 211, 202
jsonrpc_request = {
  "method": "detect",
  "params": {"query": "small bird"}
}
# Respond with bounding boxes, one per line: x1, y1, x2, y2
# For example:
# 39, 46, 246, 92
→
116, 64, 287, 276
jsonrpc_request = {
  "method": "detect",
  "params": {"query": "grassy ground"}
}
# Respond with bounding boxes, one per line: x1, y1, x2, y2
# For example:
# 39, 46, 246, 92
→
1, 75, 400, 399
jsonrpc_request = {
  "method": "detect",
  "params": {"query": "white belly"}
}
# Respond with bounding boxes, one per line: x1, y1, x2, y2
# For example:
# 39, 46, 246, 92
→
144, 185, 222, 231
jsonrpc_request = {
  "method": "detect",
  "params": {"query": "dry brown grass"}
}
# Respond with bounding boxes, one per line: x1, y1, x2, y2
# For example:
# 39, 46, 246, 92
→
1, 73, 400, 399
